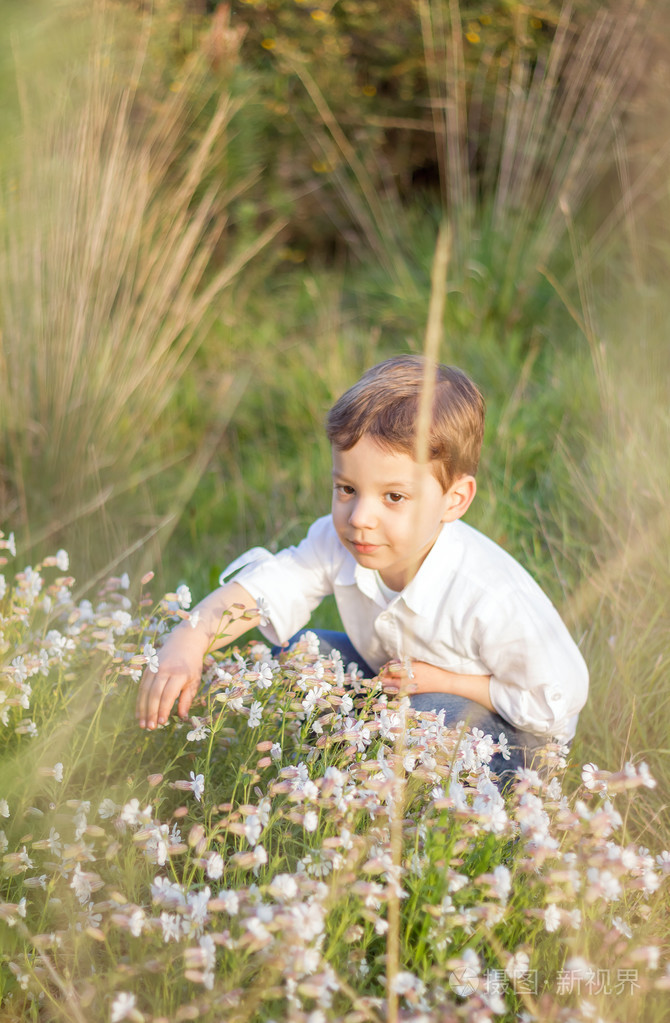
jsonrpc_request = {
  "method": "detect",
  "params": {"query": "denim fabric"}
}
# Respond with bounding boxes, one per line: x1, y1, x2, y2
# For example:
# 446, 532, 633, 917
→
274, 629, 547, 788
408, 691, 546, 787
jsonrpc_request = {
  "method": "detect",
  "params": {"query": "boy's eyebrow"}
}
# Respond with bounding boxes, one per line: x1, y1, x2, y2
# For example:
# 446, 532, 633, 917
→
331, 469, 415, 490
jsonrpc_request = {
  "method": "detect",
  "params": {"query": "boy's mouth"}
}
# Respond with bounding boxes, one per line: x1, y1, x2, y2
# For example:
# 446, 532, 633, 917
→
351, 540, 380, 554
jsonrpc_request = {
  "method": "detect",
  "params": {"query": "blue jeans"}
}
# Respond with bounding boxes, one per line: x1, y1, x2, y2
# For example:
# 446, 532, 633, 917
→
275, 630, 547, 788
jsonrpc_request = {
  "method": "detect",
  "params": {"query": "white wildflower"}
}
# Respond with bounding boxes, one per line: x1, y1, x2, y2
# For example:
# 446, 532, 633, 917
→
121, 799, 152, 828
392, 971, 425, 997
636, 761, 656, 788
246, 916, 272, 944
268, 874, 298, 901
255, 596, 270, 627
248, 701, 263, 728
258, 797, 272, 826
544, 904, 561, 932
252, 844, 268, 870
70, 864, 93, 905
581, 763, 607, 792
186, 720, 210, 742
55, 550, 69, 572
206, 852, 224, 880
110, 991, 138, 1023
11, 657, 27, 684
160, 912, 184, 943
378, 709, 400, 737
142, 643, 159, 674
612, 916, 632, 939
111, 611, 132, 635
187, 886, 211, 931
98, 798, 120, 820
491, 864, 512, 903
217, 889, 239, 915
151, 876, 187, 908
244, 815, 262, 847
302, 690, 318, 715
128, 908, 146, 937
256, 663, 273, 689
497, 731, 511, 760
641, 869, 661, 894
145, 824, 170, 866
587, 867, 621, 901
189, 772, 205, 802
46, 827, 62, 855
340, 694, 354, 716
655, 850, 670, 872
176, 584, 192, 609
506, 950, 530, 979
304, 810, 318, 833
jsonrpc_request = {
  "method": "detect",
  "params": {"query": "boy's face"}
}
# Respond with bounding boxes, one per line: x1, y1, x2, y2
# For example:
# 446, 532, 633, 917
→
331, 434, 472, 591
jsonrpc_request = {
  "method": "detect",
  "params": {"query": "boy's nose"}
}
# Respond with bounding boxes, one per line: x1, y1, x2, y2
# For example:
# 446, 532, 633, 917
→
348, 497, 377, 530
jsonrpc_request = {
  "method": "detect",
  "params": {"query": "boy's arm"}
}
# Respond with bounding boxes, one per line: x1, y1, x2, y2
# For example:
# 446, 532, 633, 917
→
136, 582, 260, 730
379, 660, 494, 712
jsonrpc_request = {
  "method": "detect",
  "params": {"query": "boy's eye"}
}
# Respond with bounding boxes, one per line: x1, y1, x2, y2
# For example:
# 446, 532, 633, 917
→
386, 492, 405, 504
334, 484, 354, 496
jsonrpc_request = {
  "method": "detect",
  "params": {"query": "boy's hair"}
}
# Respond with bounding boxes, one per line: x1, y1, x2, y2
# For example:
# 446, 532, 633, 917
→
326, 355, 485, 490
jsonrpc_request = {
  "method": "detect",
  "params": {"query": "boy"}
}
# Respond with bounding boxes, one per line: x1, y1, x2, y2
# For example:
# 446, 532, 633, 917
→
137, 356, 588, 778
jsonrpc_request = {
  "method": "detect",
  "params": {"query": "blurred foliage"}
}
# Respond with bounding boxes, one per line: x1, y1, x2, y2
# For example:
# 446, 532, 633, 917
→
226, 0, 566, 196
114, 0, 651, 339
125, 0, 612, 251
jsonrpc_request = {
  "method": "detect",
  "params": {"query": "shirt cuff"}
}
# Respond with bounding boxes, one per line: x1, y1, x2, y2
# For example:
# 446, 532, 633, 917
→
489, 676, 577, 741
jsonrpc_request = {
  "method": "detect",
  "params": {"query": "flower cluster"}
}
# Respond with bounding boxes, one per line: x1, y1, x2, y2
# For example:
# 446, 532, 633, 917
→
0, 541, 667, 1022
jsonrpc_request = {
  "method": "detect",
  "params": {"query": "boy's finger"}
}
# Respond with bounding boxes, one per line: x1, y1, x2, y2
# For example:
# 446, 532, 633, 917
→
146, 674, 187, 729
137, 668, 165, 725
177, 683, 198, 721
138, 672, 176, 730
136, 669, 156, 725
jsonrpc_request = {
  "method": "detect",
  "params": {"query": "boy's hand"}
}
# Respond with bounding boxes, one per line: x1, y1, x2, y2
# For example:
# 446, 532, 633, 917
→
136, 627, 206, 730
377, 659, 418, 695
135, 582, 262, 730
378, 659, 494, 711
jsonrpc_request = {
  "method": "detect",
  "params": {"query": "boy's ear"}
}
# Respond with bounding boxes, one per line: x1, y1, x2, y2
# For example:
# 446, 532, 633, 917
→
441, 475, 477, 522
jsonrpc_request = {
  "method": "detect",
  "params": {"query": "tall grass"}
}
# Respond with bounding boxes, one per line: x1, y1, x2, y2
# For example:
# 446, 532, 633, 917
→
0, 2, 284, 573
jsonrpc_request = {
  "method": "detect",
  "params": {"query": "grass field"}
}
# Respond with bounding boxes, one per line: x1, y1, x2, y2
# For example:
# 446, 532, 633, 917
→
0, 1, 668, 1020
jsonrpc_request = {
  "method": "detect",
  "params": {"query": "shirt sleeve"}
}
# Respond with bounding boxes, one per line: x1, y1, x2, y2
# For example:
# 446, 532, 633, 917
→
474, 588, 589, 739
225, 515, 340, 646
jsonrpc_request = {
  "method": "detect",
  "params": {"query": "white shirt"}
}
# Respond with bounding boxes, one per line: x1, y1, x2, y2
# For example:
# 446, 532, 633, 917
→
222, 515, 589, 741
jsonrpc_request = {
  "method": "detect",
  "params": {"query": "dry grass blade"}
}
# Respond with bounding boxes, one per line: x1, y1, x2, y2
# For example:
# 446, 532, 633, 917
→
418, 0, 472, 249
385, 223, 451, 1023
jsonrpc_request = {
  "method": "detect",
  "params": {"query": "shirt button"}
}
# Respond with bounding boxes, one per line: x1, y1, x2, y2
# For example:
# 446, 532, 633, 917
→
550, 692, 562, 702
379, 612, 389, 621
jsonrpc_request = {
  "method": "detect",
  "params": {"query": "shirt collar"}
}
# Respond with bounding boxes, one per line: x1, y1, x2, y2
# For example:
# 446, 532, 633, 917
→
334, 556, 382, 604
402, 521, 462, 616
333, 521, 462, 615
